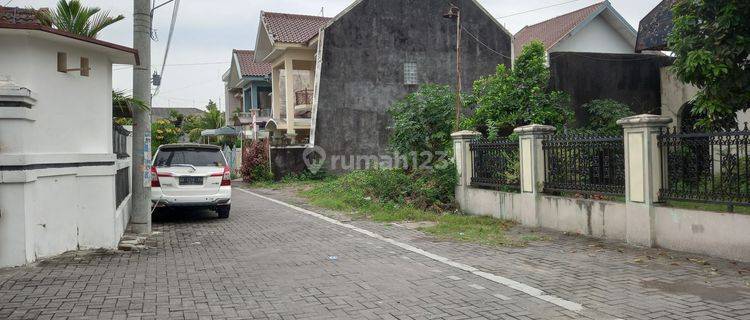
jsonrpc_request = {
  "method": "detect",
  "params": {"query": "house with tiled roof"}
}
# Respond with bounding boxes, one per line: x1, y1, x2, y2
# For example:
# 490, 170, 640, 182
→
252, 0, 513, 176
513, 1, 636, 59
222, 49, 272, 136
253, 11, 332, 145
0, 5, 139, 267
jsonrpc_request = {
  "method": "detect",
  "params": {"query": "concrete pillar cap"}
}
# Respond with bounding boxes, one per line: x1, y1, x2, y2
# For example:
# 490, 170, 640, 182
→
617, 114, 673, 127
513, 124, 556, 135
451, 130, 481, 140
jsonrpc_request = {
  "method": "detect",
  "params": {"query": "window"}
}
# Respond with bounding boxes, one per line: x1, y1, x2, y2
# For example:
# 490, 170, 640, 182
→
404, 62, 418, 85
154, 147, 226, 167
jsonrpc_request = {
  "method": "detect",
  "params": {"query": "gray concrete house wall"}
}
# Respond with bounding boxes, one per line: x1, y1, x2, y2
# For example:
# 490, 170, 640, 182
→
314, 0, 512, 172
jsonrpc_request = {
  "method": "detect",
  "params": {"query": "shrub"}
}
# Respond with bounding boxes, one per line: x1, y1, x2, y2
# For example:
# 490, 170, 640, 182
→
317, 165, 457, 212
470, 41, 573, 136
578, 99, 635, 135
151, 119, 181, 154
241, 139, 272, 183
388, 84, 455, 168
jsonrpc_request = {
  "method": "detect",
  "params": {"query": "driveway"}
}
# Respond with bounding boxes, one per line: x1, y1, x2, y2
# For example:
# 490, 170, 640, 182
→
1, 186, 749, 319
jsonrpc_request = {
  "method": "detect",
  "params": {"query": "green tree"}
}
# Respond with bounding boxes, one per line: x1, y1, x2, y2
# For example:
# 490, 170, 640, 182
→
668, 0, 750, 130
151, 119, 181, 154
181, 114, 204, 143
36, 0, 125, 39
388, 84, 455, 167
202, 100, 225, 130
113, 90, 148, 112
470, 41, 572, 137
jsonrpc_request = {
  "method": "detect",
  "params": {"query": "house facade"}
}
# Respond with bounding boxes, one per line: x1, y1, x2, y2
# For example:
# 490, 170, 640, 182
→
254, 0, 512, 174
222, 49, 272, 138
513, 1, 636, 58
0, 7, 139, 267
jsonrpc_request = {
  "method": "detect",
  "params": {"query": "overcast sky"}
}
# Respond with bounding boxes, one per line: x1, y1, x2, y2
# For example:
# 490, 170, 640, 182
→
16, 0, 660, 110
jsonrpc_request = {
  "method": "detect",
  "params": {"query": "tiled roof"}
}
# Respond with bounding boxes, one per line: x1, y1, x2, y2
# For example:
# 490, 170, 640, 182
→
513, 2, 604, 57
233, 50, 271, 77
261, 11, 331, 44
0, 6, 46, 24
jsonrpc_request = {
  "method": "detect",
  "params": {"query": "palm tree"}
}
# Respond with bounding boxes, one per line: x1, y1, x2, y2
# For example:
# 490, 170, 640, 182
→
35, 0, 125, 39
203, 101, 226, 129
113, 90, 149, 114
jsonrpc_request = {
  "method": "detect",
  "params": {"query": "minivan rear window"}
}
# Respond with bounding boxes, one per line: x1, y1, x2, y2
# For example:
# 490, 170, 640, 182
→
154, 147, 226, 167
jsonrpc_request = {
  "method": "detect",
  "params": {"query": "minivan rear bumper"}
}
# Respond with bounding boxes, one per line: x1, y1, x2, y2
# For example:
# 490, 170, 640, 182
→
151, 187, 231, 208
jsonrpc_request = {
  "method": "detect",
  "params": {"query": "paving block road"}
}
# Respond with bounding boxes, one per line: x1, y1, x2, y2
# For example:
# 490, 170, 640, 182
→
1, 186, 749, 319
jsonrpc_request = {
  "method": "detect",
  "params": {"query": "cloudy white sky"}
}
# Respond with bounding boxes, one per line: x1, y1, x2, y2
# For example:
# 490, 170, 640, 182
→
16, 0, 660, 110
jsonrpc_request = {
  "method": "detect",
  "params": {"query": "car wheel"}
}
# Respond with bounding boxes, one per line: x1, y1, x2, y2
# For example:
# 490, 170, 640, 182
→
217, 205, 230, 219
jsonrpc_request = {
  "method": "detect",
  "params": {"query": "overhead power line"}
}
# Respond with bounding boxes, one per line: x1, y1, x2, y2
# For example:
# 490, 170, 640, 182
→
113, 61, 230, 71
497, 0, 586, 19
461, 26, 512, 60
153, 0, 180, 97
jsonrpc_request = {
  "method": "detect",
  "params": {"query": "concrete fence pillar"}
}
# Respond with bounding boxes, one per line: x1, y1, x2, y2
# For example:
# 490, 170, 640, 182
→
617, 114, 672, 247
513, 124, 556, 226
451, 130, 481, 187
452, 130, 481, 210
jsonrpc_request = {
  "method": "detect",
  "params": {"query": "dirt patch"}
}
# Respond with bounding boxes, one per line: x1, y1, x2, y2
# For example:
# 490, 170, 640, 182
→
642, 280, 750, 303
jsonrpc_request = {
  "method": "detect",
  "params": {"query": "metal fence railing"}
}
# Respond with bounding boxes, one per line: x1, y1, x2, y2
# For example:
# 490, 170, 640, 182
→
543, 134, 625, 196
113, 124, 130, 159
115, 167, 130, 208
470, 139, 520, 191
658, 126, 750, 208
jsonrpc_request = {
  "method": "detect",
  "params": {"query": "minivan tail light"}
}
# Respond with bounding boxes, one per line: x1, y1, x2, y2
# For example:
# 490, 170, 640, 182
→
221, 166, 231, 186
150, 166, 160, 187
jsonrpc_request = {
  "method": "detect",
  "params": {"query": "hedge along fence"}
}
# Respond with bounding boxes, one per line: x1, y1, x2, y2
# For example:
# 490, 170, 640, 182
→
542, 134, 625, 196
659, 125, 750, 210
469, 138, 519, 191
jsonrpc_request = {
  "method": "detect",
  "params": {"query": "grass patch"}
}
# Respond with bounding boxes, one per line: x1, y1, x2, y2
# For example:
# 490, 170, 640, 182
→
295, 170, 532, 247
663, 200, 750, 214
419, 215, 523, 247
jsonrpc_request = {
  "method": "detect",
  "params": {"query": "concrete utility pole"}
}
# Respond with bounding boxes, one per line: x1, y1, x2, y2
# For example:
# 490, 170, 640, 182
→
131, 0, 152, 234
443, 4, 462, 130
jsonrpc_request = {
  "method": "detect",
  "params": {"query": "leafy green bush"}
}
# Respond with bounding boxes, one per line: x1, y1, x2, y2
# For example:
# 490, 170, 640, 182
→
470, 41, 573, 136
577, 99, 634, 135
307, 165, 456, 212
388, 84, 455, 167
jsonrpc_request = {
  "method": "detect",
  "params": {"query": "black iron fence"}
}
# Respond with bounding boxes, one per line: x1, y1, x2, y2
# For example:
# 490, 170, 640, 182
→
115, 167, 130, 208
659, 126, 750, 208
543, 134, 625, 195
113, 124, 130, 159
470, 139, 520, 190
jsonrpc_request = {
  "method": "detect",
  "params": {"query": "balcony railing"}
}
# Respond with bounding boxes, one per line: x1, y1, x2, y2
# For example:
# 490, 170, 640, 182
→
295, 89, 313, 106
236, 109, 273, 124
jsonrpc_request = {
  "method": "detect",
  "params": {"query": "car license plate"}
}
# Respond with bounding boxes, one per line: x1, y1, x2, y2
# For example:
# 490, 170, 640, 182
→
179, 176, 203, 185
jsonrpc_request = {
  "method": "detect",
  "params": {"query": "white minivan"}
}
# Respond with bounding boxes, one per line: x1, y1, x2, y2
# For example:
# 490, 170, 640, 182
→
151, 144, 232, 218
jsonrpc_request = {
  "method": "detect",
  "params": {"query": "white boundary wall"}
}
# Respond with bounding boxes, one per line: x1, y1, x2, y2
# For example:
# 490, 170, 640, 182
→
453, 117, 750, 263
